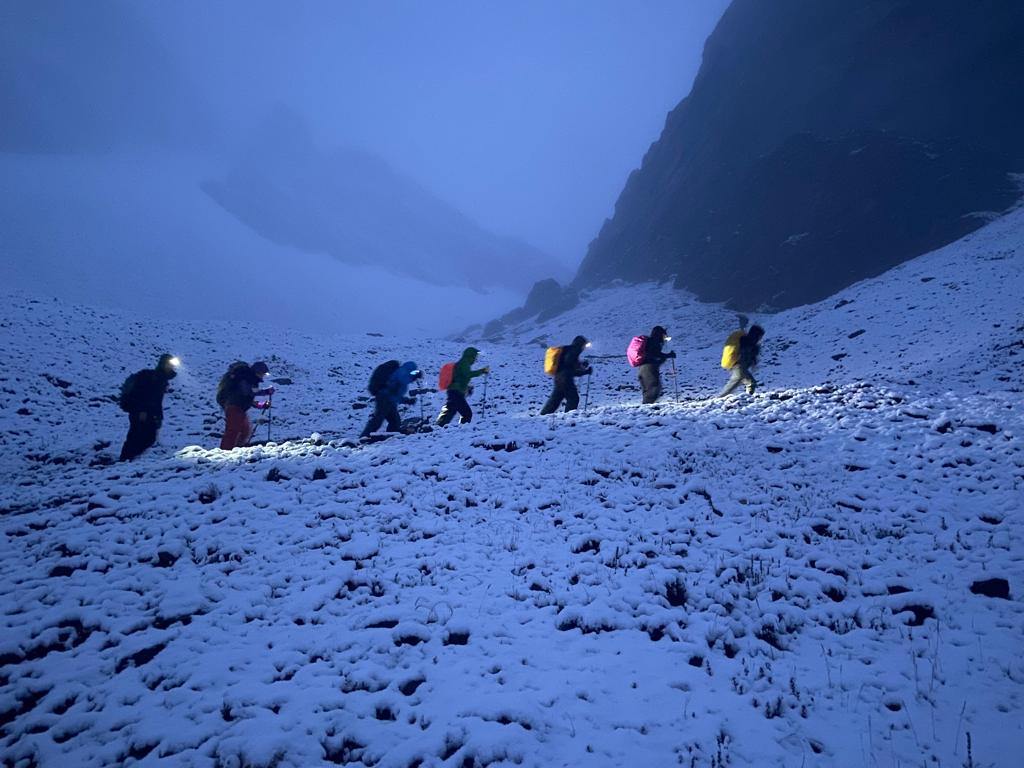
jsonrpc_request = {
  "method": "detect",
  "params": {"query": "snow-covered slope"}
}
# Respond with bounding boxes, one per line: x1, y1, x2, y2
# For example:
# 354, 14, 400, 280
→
0, 152, 519, 336
502, 204, 1024, 397
1, 210, 1022, 767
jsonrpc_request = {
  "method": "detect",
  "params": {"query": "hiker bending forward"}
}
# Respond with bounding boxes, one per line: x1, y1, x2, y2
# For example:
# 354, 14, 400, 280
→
118, 353, 179, 461
218, 361, 273, 449
362, 362, 422, 437
637, 325, 675, 404
719, 325, 764, 397
436, 348, 488, 426
541, 335, 593, 415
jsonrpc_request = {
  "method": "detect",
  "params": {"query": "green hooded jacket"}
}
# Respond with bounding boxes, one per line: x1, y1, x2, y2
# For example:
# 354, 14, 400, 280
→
449, 347, 487, 393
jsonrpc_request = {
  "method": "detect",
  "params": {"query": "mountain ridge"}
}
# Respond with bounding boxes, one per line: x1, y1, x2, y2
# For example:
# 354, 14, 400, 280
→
572, 0, 1024, 310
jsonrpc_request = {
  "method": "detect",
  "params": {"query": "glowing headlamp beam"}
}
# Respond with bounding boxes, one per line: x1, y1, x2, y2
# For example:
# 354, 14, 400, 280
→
169, 356, 181, 367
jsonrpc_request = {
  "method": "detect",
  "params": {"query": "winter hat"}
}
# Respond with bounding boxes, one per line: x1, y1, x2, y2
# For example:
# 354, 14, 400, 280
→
252, 361, 270, 376
572, 335, 588, 348
651, 326, 667, 338
157, 353, 179, 378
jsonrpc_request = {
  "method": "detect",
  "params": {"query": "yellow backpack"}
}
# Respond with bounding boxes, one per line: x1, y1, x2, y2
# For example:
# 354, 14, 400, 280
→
544, 346, 563, 376
721, 330, 745, 369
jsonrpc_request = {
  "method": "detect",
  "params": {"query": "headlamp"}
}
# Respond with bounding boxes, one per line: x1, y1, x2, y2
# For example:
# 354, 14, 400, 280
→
169, 356, 181, 367
665, 336, 672, 342
585, 342, 592, 349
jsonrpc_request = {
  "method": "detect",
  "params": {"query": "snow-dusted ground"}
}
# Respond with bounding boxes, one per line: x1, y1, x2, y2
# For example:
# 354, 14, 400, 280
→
2, 208, 1023, 767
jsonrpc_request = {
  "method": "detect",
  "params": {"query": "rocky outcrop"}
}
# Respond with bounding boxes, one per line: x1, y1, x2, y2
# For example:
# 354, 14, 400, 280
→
458, 278, 579, 342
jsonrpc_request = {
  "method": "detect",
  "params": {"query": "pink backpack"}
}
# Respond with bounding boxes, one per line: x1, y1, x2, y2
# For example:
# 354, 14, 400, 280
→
626, 335, 648, 367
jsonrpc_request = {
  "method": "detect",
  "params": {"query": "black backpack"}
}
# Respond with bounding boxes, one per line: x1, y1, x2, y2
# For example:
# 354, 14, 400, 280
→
368, 360, 400, 395
217, 362, 251, 407
118, 372, 140, 412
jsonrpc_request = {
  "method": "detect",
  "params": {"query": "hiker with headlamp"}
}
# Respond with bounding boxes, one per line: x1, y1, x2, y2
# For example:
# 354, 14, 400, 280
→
362, 361, 423, 438
217, 361, 274, 449
627, 326, 676, 404
540, 335, 593, 415
117, 353, 180, 461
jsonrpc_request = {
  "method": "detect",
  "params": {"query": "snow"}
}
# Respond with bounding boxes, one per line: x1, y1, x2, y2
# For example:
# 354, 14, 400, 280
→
2, 207, 1023, 766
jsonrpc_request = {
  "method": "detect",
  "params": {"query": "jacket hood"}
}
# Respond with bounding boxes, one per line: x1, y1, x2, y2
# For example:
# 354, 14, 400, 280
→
399, 361, 421, 378
156, 353, 178, 380
460, 347, 479, 363
571, 335, 588, 349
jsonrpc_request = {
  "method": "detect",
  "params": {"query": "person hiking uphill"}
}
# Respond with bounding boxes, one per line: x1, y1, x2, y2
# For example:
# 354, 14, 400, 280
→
630, 325, 676, 404
436, 348, 489, 427
217, 361, 274, 449
719, 324, 764, 397
118, 353, 180, 461
362, 361, 423, 438
540, 335, 593, 415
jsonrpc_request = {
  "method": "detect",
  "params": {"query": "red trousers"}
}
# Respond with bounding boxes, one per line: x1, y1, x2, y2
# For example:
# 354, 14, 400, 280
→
220, 405, 252, 450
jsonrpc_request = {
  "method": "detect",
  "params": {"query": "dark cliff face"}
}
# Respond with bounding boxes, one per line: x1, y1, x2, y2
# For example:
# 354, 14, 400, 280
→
575, 0, 1024, 310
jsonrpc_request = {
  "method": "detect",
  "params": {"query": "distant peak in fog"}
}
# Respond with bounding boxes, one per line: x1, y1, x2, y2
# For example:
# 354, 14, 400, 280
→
203, 106, 567, 293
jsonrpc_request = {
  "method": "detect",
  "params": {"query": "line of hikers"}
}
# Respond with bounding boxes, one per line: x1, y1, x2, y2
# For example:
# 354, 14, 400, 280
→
116, 324, 764, 459
117, 356, 276, 461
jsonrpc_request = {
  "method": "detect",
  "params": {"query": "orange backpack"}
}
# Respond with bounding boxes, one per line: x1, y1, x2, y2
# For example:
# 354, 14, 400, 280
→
438, 362, 456, 391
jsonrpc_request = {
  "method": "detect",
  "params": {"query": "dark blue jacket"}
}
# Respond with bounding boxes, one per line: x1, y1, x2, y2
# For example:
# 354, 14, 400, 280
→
382, 362, 420, 405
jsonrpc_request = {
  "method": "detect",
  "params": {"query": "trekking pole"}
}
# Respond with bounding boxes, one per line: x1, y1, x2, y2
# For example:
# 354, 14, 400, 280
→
267, 394, 273, 443
671, 357, 679, 402
583, 371, 592, 413
482, 372, 489, 418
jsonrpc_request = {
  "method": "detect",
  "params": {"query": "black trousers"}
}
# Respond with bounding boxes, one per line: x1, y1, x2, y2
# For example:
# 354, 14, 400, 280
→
120, 412, 159, 461
362, 394, 402, 437
638, 363, 662, 404
436, 390, 472, 426
541, 374, 580, 415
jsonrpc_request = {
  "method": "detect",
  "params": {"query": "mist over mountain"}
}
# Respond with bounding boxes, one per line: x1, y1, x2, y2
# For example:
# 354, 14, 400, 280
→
1, 3, 566, 329
203, 109, 565, 293
573, 0, 1024, 311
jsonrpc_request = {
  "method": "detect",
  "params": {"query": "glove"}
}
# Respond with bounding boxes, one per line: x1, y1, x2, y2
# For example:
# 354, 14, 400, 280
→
669, 351, 677, 359
482, 367, 491, 374
253, 401, 270, 410
260, 387, 275, 397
